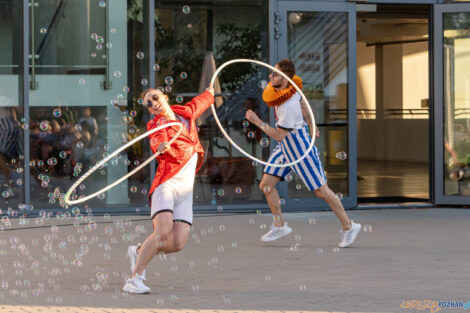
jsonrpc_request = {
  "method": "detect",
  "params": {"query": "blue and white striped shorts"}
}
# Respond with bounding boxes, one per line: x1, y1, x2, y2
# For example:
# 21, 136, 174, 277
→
264, 126, 327, 191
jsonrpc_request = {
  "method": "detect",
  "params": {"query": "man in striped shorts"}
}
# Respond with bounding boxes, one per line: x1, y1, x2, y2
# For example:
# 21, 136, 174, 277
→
245, 59, 361, 247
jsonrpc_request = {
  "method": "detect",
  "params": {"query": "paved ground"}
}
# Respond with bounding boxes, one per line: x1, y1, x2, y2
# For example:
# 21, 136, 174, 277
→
0, 208, 469, 313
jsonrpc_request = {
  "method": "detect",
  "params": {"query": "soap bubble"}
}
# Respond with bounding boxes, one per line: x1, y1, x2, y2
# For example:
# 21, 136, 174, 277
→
176, 96, 184, 103
153, 64, 160, 71
243, 121, 249, 127
165, 76, 174, 85
335, 151, 347, 160
98, 1, 106, 8
182, 6, 190, 14
235, 187, 242, 194
78, 78, 86, 85
180, 72, 188, 79
113, 71, 121, 78
247, 131, 254, 138
136, 51, 144, 59
141, 78, 148, 86
187, 24, 192, 29
39, 121, 49, 131
40, 27, 47, 34
52, 109, 62, 118
336, 193, 343, 200
260, 138, 269, 147
363, 224, 372, 233
217, 189, 224, 196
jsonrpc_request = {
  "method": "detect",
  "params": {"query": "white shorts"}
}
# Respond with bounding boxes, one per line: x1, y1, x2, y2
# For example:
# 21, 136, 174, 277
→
150, 153, 198, 225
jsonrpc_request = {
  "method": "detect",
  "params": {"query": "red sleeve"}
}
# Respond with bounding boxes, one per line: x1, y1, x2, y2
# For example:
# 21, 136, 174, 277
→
185, 91, 214, 119
147, 118, 168, 154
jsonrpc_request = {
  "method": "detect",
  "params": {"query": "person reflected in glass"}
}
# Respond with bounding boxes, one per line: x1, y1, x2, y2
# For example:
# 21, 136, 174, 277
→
0, 106, 21, 198
245, 59, 361, 247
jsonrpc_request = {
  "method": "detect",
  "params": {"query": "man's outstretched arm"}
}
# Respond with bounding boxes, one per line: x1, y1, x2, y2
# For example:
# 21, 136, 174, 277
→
245, 109, 288, 142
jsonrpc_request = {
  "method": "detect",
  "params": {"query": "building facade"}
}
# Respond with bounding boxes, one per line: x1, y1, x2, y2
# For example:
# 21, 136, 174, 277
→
0, 0, 469, 216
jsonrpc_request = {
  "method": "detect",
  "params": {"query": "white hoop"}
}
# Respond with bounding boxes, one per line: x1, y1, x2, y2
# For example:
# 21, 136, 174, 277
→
210, 59, 316, 168
64, 122, 183, 206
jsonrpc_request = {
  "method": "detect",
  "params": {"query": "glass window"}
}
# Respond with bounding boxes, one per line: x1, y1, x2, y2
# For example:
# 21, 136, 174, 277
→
0, 1, 25, 210
443, 12, 470, 196
28, 0, 152, 209
154, 0, 269, 205
286, 11, 349, 198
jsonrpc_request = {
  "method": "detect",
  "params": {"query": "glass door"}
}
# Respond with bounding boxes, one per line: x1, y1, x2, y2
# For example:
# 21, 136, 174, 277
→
434, 4, 470, 205
274, 2, 357, 209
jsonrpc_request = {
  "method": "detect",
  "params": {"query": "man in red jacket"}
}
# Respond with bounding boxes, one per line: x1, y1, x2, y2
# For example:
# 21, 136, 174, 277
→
123, 86, 214, 294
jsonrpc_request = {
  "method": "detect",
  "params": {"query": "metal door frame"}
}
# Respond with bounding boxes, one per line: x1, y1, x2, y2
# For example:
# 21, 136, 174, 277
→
433, 3, 470, 205
271, 1, 357, 210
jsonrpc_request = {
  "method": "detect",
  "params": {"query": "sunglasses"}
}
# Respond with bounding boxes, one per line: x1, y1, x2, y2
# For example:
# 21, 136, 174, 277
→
146, 94, 165, 108
269, 71, 280, 78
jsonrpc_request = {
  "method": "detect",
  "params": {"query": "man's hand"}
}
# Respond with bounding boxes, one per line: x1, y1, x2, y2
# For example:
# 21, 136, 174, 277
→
206, 85, 215, 96
157, 142, 171, 154
245, 109, 262, 126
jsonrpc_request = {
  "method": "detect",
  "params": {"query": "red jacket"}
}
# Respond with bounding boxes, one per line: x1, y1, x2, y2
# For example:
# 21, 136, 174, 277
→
147, 91, 214, 198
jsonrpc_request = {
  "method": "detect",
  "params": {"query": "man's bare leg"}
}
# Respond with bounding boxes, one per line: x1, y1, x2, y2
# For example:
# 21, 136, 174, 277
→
260, 173, 283, 227
314, 184, 351, 231
132, 212, 190, 277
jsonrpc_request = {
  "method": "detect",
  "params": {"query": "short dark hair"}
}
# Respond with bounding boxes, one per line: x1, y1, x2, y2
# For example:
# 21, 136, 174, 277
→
141, 88, 156, 99
276, 59, 296, 79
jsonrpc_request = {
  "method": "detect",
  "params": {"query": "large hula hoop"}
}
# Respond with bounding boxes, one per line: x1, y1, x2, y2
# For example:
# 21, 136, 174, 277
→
210, 59, 316, 168
64, 122, 183, 206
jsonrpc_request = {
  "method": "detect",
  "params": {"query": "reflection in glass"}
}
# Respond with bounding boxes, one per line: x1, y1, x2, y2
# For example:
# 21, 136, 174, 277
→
154, 1, 269, 205
287, 11, 349, 198
443, 12, 470, 196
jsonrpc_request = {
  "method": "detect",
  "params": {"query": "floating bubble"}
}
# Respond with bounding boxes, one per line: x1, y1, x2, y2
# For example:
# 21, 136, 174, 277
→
235, 187, 242, 194
333, 247, 340, 253
106, 42, 112, 49
180, 72, 188, 79
136, 51, 144, 59
260, 138, 269, 147
247, 131, 254, 138
91, 52, 97, 58
22, 123, 28, 130
76, 142, 84, 149
335, 151, 347, 161
296, 184, 302, 190
265, 274, 271, 281
295, 234, 302, 241
113, 71, 121, 78
59, 151, 67, 159
78, 78, 86, 85
165, 86, 172, 93
39, 121, 49, 131
363, 224, 372, 233
308, 217, 316, 224
91, 33, 98, 40
141, 78, 148, 86
122, 86, 130, 93
217, 189, 224, 196
52, 109, 62, 118
231, 242, 238, 248
316, 248, 324, 255
40, 27, 47, 34
450, 168, 464, 181
110, 28, 116, 33
164, 76, 174, 85
176, 96, 184, 103
130, 110, 137, 117
299, 284, 307, 291
286, 174, 293, 182
279, 198, 285, 205
153, 64, 160, 71
98, 0, 106, 8
243, 121, 249, 127
187, 24, 192, 29
217, 205, 223, 213
97, 193, 105, 200
336, 193, 343, 200
130, 186, 137, 193
96, 44, 103, 51
262, 185, 271, 193
47, 158, 57, 166
182, 5, 190, 14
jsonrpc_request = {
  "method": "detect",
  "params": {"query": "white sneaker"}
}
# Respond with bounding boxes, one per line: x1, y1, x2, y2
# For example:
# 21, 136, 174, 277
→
339, 221, 361, 248
122, 275, 150, 294
127, 244, 146, 280
261, 222, 292, 242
